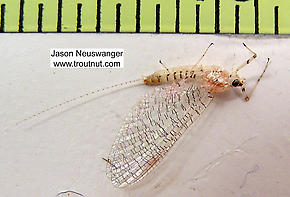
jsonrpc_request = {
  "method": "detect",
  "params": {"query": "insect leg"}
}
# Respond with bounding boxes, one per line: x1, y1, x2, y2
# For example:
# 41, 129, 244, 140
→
159, 60, 170, 74
194, 43, 214, 66
235, 43, 257, 73
242, 58, 270, 101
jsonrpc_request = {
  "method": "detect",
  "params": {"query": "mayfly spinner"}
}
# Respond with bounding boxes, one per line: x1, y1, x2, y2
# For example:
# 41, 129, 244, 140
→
10, 43, 270, 189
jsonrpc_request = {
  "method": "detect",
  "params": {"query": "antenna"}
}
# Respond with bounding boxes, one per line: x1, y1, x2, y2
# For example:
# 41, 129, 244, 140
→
4, 78, 142, 131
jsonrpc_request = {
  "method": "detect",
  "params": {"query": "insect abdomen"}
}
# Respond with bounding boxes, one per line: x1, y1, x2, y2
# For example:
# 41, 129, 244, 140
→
144, 66, 198, 85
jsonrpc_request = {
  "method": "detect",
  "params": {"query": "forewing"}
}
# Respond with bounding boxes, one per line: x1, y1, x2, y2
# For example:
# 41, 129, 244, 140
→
105, 80, 213, 188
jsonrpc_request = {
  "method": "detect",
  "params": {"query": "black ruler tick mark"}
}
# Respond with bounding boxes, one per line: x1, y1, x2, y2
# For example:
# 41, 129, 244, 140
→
235, 5, 239, 34
38, 4, 43, 32
274, 6, 279, 34
96, 0, 101, 32
175, 0, 180, 33
77, 3, 82, 32
136, 0, 140, 32
215, 0, 220, 33
19, 0, 24, 32
254, 0, 259, 34
195, 4, 200, 33
0, 4, 5, 32
156, 4, 160, 33
57, 0, 62, 32
116, 3, 121, 32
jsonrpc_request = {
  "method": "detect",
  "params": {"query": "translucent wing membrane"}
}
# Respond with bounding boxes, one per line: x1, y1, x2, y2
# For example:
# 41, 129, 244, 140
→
105, 79, 213, 188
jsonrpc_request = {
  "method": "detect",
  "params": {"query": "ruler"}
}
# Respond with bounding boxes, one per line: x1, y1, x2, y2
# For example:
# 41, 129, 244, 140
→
0, 0, 289, 34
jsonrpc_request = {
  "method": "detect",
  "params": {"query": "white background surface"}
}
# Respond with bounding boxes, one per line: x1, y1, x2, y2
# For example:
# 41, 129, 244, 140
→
0, 34, 289, 197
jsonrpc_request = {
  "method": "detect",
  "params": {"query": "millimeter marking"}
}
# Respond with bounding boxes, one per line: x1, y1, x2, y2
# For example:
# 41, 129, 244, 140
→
0, 0, 289, 33
37, 3, 43, 32
0, 4, 5, 32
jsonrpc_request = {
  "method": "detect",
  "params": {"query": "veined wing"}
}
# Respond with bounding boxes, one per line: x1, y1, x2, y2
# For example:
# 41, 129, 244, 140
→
105, 79, 213, 188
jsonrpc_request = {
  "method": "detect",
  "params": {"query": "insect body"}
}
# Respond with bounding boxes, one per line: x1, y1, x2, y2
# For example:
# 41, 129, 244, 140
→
144, 43, 262, 100
8, 43, 269, 189
145, 65, 233, 93
103, 43, 270, 188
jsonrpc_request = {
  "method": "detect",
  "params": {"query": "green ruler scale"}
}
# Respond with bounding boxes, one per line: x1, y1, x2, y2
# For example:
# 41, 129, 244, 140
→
0, 0, 289, 34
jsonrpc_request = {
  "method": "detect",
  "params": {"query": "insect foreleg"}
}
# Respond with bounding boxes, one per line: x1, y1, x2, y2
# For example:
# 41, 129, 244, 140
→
242, 58, 270, 102
235, 43, 257, 73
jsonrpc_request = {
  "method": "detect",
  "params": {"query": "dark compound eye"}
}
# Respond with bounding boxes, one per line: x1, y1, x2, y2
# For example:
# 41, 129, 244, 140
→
232, 79, 243, 87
